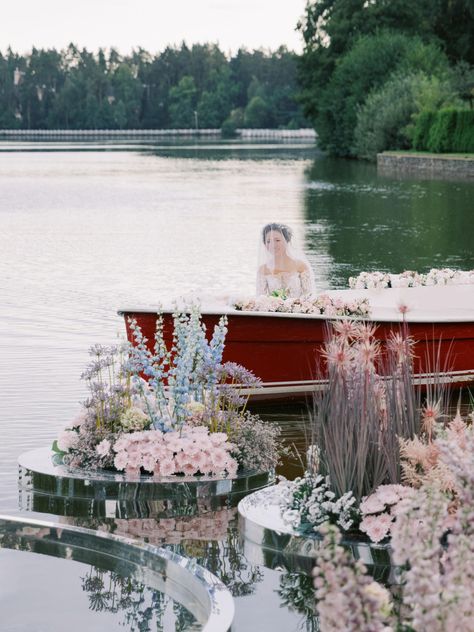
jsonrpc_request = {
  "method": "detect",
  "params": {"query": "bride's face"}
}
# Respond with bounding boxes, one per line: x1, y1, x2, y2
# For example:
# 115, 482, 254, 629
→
265, 230, 286, 256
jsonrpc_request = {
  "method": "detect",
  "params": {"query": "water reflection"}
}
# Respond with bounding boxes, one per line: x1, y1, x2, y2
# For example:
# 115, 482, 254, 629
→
303, 155, 474, 288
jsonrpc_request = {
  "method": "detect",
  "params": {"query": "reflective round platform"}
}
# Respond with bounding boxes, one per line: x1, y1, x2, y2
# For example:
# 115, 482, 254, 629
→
238, 486, 398, 581
0, 514, 234, 631
19, 447, 275, 519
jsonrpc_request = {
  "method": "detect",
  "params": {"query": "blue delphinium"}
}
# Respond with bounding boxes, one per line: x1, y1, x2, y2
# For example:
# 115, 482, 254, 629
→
127, 305, 230, 430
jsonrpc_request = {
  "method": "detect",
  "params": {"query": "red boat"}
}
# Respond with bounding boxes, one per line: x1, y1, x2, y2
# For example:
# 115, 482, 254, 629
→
119, 285, 474, 401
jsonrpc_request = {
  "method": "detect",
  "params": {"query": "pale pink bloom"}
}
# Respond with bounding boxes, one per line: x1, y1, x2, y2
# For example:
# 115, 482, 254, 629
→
57, 430, 79, 452
180, 462, 198, 476
191, 450, 209, 471
96, 439, 111, 457
210, 432, 228, 446
113, 435, 131, 452
114, 451, 128, 470
194, 455, 212, 474
158, 458, 176, 476
142, 454, 157, 473
69, 410, 89, 428
225, 459, 238, 477
360, 515, 391, 543
163, 431, 180, 443
211, 448, 230, 469
360, 494, 386, 515
375, 486, 400, 506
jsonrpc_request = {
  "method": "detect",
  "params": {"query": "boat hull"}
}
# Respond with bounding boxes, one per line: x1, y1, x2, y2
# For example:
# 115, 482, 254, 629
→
119, 308, 474, 400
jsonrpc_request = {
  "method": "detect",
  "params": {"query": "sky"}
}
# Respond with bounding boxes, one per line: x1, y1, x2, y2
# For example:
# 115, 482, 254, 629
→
2, 0, 307, 55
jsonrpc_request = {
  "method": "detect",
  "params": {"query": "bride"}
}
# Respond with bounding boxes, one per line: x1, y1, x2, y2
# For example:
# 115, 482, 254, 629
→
256, 223, 315, 299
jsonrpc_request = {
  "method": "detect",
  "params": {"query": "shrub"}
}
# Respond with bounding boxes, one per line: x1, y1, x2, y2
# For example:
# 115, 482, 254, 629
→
412, 110, 436, 150
452, 109, 474, 152
353, 73, 423, 160
427, 107, 458, 152
316, 31, 449, 156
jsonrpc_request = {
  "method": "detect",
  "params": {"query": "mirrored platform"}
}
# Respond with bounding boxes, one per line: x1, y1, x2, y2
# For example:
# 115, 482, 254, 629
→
0, 514, 234, 631
238, 486, 399, 581
19, 447, 275, 519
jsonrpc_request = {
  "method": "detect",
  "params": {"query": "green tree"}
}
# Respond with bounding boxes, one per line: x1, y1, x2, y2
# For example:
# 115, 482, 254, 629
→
168, 75, 198, 128
244, 96, 271, 128
313, 32, 449, 156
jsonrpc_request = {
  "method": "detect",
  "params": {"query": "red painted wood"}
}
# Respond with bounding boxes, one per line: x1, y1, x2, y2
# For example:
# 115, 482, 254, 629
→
122, 312, 474, 387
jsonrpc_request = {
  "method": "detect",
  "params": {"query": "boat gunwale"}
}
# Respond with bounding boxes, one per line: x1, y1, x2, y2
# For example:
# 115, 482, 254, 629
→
117, 306, 474, 325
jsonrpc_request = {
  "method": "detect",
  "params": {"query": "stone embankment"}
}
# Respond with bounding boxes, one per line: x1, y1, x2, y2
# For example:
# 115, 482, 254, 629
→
377, 151, 474, 179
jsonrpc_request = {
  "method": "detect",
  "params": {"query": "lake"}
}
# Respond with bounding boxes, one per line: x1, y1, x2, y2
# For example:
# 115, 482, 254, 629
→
0, 138, 473, 630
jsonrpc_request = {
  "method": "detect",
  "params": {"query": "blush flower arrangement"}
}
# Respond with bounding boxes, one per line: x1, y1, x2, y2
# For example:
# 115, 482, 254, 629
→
349, 267, 474, 289
276, 321, 460, 544
312, 429, 474, 632
233, 294, 371, 317
53, 307, 284, 478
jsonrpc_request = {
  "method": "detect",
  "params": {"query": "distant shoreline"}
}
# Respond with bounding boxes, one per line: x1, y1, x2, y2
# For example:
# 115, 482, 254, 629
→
0, 128, 317, 140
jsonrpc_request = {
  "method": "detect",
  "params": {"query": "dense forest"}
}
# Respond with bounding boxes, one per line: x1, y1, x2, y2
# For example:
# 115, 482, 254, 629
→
0, 44, 308, 132
298, 0, 474, 158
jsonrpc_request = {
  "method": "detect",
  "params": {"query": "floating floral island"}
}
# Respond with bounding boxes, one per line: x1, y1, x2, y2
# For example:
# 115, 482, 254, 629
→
19, 308, 282, 517
240, 319, 474, 590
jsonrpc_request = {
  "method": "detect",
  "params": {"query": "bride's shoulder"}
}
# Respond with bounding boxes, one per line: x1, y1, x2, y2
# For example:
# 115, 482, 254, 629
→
295, 260, 310, 274
258, 264, 271, 275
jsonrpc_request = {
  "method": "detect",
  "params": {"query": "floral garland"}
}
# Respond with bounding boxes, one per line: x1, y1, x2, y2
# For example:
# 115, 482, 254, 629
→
233, 294, 371, 317
349, 267, 474, 289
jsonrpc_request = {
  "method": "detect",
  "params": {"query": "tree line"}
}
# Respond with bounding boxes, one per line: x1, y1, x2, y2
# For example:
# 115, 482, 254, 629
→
298, 0, 474, 158
0, 43, 308, 132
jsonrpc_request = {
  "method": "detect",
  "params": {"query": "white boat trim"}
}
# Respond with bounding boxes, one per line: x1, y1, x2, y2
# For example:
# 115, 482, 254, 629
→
243, 369, 474, 397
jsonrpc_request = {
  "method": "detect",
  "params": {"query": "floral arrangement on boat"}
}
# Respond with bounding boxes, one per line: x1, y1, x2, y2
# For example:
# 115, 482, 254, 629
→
53, 307, 284, 479
233, 293, 371, 317
273, 320, 473, 546
349, 267, 474, 289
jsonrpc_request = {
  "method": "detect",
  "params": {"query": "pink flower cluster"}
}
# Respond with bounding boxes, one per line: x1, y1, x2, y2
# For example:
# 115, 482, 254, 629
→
105, 426, 238, 478
359, 484, 414, 543
233, 294, 370, 317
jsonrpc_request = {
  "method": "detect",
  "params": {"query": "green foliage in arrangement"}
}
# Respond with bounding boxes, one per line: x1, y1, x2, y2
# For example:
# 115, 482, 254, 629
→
0, 43, 308, 130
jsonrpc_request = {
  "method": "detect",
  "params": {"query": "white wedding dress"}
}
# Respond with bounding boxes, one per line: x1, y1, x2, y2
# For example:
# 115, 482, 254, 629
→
256, 269, 313, 299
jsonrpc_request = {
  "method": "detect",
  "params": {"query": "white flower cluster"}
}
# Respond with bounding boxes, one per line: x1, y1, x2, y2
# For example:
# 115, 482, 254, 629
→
279, 473, 357, 534
349, 268, 474, 289
233, 295, 371, 318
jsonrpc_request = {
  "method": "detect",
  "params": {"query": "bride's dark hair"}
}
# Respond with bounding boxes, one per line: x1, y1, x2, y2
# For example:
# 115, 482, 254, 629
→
262, 223, 292, 243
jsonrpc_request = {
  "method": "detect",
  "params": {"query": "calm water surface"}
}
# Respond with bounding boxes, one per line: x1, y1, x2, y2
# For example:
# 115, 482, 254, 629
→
0, 139, 473, 630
